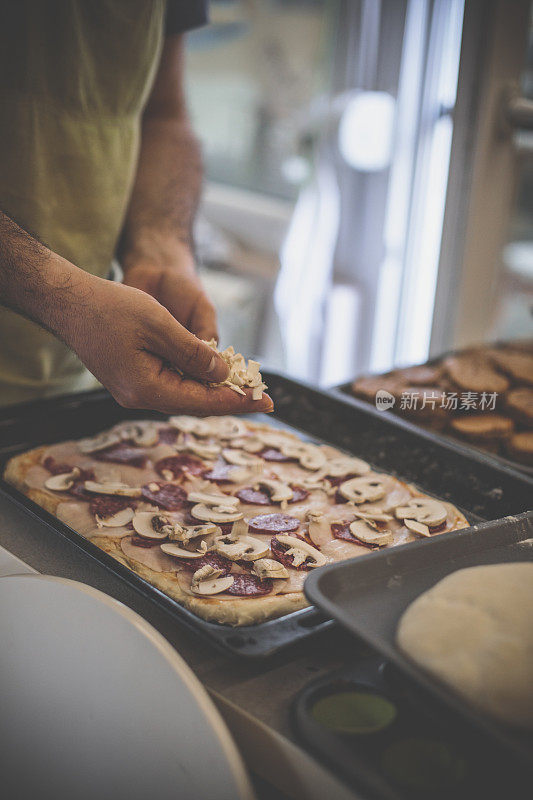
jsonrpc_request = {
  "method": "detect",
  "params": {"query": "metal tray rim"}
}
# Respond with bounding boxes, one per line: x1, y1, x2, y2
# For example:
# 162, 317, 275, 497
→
330, 383, 533, 485
303, 511, 533, 768
1, 375, 532, 657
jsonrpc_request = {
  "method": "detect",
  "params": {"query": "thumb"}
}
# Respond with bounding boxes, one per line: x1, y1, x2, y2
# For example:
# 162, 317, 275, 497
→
152, 314, 229, 383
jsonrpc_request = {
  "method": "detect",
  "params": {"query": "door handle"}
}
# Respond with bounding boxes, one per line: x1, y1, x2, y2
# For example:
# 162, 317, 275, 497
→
505, 91, 533, 131
499, 84, 533, 156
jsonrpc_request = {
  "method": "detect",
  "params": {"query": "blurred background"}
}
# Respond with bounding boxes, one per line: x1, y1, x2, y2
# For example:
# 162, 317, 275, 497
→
186, 0, 533, 386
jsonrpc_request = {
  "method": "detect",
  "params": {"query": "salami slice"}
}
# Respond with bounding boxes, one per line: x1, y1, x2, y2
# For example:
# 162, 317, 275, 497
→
94, 443, 148, 468
43, 456, 75, 475
43, 456, 94, 484
141, 482, 187, 510
248, 513, 300, 534
289, 486, 309, 504
260, 448, 293, 462
173, 552, 232, 575
130, 535, 163, 548
89, 495, 135, 518
155, 454, 204, 479
327, 474, 357, 487
429, 521, 447, 533
331, 522, 374, 549
67, 469, 97, 499
270, 533, 312, 570
157, 427, 179, 444
69, 482, 90, 499
237, 485, 309, 506
202, 461, 236, 483
225, 574, 273, 596
217, 522, 235, 536
236, 487, 271, 505
334, 489, 349, 504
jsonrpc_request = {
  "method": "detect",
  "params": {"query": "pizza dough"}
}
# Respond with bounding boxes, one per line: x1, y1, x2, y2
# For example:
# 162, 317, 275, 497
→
4, 416, 469, 627
396, 563, 533, 730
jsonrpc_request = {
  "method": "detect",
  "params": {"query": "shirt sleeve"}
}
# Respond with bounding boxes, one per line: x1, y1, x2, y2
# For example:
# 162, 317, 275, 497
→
165, 0, 208, 35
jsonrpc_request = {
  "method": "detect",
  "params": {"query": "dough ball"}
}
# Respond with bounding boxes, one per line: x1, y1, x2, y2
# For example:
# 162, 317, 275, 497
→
396, 563, 533, 730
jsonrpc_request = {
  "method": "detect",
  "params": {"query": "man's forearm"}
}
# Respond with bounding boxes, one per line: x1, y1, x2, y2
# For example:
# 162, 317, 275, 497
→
119, 114, 203, 271
0, 210, 91, 339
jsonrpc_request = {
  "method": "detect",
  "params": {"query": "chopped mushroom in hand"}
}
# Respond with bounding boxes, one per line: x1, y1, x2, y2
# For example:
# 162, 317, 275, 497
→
64, 278, 274, 416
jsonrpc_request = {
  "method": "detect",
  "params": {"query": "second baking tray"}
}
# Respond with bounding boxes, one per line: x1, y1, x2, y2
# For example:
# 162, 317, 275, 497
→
0, 371, 532, 658
304, 511, 533, 775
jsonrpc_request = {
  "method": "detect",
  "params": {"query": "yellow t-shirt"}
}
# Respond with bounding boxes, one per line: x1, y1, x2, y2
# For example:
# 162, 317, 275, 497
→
0, 0, 166, 406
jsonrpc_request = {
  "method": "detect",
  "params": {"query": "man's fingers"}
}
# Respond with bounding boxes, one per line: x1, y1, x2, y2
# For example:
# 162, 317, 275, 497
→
159, 274, 218, 341
137, 364, 274, 415
189, 295, 218, 342
151, 311, 228, 383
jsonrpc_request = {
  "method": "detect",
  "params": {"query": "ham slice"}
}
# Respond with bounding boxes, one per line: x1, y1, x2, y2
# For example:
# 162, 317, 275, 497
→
25, 465, 56, 492
319, 537, 371, 561
275, 570, 307, 594
56, 501, 132, 539
35, 440, 159, 488
120, 536, 179, 573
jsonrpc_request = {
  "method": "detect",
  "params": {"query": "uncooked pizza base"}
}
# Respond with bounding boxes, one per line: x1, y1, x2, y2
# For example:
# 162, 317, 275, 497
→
397, 564, 533, 729
4, 418, 469, 626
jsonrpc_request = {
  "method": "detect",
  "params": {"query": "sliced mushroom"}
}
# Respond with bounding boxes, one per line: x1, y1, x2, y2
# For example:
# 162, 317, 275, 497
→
84, 481, 142, 498
120, 423, 159, 447
176, 440, 221, 460
44, 467, 81, 492
275, 534, 327, 568
307, 518, 333, 548
160, 542, 207, 559
190, 503, 243, 524
353, 506, 393, 522
169, 523, 218, 543
79, 431, 121, 454
404, 518, 432, 537
168, 415, 211, 437
259, 431, 295, 451
299, 475, 330, 492
284, 442, 326, 471
349, 519, 393, 547
253, 478, 293, 503
338, 475, 387, 504
187, 489, 240, 508
252, 558, 289, 580
222, 448, 263, 468
212, 534, 269, 561
321, 455, 370, 478
191, 565, 235, 595
96, 507, 135, 528
207, 416, 248, 440
229, 436, 264, 453
132, 511, 173, 539
227, 518, 249, 540
394, 497, 447, 528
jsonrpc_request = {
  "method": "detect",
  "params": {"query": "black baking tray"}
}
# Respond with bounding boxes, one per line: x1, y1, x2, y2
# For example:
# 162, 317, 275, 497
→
334, 346, 533, 477
0, 371, 532, 659
292, 654, 531, 799
304, 512, 533, 779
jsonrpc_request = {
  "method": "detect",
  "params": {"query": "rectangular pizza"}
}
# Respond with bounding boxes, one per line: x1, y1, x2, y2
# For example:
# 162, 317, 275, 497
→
4, 415, 469, 626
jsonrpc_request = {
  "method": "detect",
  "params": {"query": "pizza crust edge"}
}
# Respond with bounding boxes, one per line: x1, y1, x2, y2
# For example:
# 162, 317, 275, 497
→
3, 442, 470, 627
4, 446, 309, 626
92, 534, 308, 626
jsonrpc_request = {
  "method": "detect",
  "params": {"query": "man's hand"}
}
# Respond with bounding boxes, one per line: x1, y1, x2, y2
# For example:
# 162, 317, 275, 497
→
123, 246, 217, 342
65, 275, 273, 415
